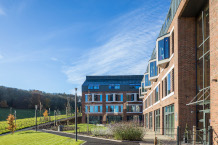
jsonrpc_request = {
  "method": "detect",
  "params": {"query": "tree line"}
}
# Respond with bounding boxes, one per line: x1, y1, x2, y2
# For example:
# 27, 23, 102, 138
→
0, 86, 81, 111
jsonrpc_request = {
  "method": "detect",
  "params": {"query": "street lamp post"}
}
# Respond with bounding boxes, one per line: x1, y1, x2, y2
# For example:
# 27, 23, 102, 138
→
35, 105, 38, 132
75, 88, 78, 141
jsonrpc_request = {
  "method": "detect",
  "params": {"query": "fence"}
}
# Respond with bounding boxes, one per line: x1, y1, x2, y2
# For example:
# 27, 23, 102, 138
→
0, 109, 79, 135
154, 126, 214, 145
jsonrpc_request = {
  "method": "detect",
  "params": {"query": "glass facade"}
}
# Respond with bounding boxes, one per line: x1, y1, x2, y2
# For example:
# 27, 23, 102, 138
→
150, 61, 158, 77
145, 74, 151, 86
158, 37, 170, 61
197, 4, 210, 93
164, 104, 174, 137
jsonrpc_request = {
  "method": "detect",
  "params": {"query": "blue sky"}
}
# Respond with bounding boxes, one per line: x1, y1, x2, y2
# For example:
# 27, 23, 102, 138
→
0, 0, 171, 95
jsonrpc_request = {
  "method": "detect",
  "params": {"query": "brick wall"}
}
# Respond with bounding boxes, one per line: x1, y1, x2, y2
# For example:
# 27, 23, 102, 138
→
82, 91, 143, 124
209, 0, 218, 140
177, 17, 197, 133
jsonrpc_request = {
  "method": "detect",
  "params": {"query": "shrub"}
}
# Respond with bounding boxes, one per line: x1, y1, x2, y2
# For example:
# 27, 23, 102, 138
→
91, 128, 112, 136
109, 121, 145, 141
43, 110, 48, 121
6, 114, 16, 134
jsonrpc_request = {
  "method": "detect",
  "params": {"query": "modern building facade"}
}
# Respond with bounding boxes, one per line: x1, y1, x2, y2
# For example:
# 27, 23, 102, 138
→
140, 0, 217, 142
82, 75, 144, 124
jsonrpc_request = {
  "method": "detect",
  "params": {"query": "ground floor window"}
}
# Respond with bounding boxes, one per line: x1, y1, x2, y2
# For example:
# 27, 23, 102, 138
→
164, 104, 174, 137
149, 112, 153, 129
86, 116, 102, 124
145, 113, 148, 128
106, 116, 122, 123
127, 115, 142, 122
155, 109, 160, 132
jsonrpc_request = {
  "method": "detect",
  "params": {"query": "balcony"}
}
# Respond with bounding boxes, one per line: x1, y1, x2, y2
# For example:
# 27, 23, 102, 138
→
144, 73, 151, 89
139, 87, 144, 99
148, 59, 158, 81
156, 32, 172, 68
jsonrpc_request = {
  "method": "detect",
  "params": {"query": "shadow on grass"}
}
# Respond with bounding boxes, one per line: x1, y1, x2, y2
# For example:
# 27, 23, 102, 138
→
17, 131, 42, 135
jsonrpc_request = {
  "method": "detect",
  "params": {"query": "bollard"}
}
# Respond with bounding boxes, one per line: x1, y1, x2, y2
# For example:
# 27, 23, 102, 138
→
193, 126, 196, 145
154, 137, 157, 145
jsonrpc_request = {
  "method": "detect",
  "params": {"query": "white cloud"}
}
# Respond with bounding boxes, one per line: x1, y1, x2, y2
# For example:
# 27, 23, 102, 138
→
63, 6, 165, 90
0, 8, 6, 16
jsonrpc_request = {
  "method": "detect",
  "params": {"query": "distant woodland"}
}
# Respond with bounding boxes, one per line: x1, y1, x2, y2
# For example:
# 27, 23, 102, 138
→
0, 86, 81, 111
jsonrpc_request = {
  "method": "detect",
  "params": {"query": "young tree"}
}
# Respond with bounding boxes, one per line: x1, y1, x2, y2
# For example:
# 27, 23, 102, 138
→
7, 114, 16, 134
43, 110, 48, 121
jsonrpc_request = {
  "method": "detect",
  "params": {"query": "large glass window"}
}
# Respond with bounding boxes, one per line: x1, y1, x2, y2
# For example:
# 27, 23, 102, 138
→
155, 86, 159, 102
145, 113, 149, 128
155, 109, 160, 132
158, 37, 170, 61
85, 105, 102, 113
149, 112, 153, 129
150, 61, 158, 77
106, 116, 122, 123
106, 94, 113, 101
145, 74, 151, 86
115, 94, 123, 101
106, 105, 123, 113
126, 104, 142, 113
164, 104, 174, 137
197, 4, 210, 93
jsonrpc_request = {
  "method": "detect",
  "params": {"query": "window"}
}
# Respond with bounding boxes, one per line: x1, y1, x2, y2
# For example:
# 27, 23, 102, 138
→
88, 85, 99, 90
146, 114, 149, 128
94, 94, 102, 102
150, 61, 158, 77
129, 84, 140, 89
155, 86, 159, 102
106, 94, 113, 101
145, 74, 151, 87
149, 112, 153, 129
115, 94, 123, 101
88, 85, 93, 89
106, 105, 123, 113
155, 109, 160, 132
158, 37, 170, 61
109, 84, 120, 89
163, 70, 174, 97
106, 94, 123, 102
126, 104, 142, 113
164, 104, 174, 137
126, 94, 139, 102
85, 94, 92, 102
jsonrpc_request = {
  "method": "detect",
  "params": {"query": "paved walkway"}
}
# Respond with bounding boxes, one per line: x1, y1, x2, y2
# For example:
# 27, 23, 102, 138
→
39, 129, 141, 145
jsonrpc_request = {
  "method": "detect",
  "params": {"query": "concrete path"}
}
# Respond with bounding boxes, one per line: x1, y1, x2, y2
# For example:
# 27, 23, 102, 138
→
39, 129, 141, 145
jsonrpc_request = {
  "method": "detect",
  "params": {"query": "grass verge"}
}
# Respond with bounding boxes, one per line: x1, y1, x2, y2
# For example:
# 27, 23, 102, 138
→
0, 130, 84, 145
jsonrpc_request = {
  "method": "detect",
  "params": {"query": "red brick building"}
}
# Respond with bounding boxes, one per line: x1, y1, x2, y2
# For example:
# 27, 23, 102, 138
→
81, 75, 143, 124
140, 0, 217, 143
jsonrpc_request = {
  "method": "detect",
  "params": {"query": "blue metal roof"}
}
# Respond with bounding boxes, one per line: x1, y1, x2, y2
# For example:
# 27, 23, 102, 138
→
83, 75, 143, 86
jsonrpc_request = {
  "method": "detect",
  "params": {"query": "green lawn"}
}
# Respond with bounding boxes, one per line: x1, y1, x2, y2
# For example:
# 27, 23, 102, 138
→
0, 114, 73, 134
0, 130, 84, 145
64, 123, 107, 133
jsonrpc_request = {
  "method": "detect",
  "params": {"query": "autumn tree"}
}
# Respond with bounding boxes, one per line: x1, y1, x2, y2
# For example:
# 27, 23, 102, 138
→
7, 114, 16, 134
43, 110, 48, 121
